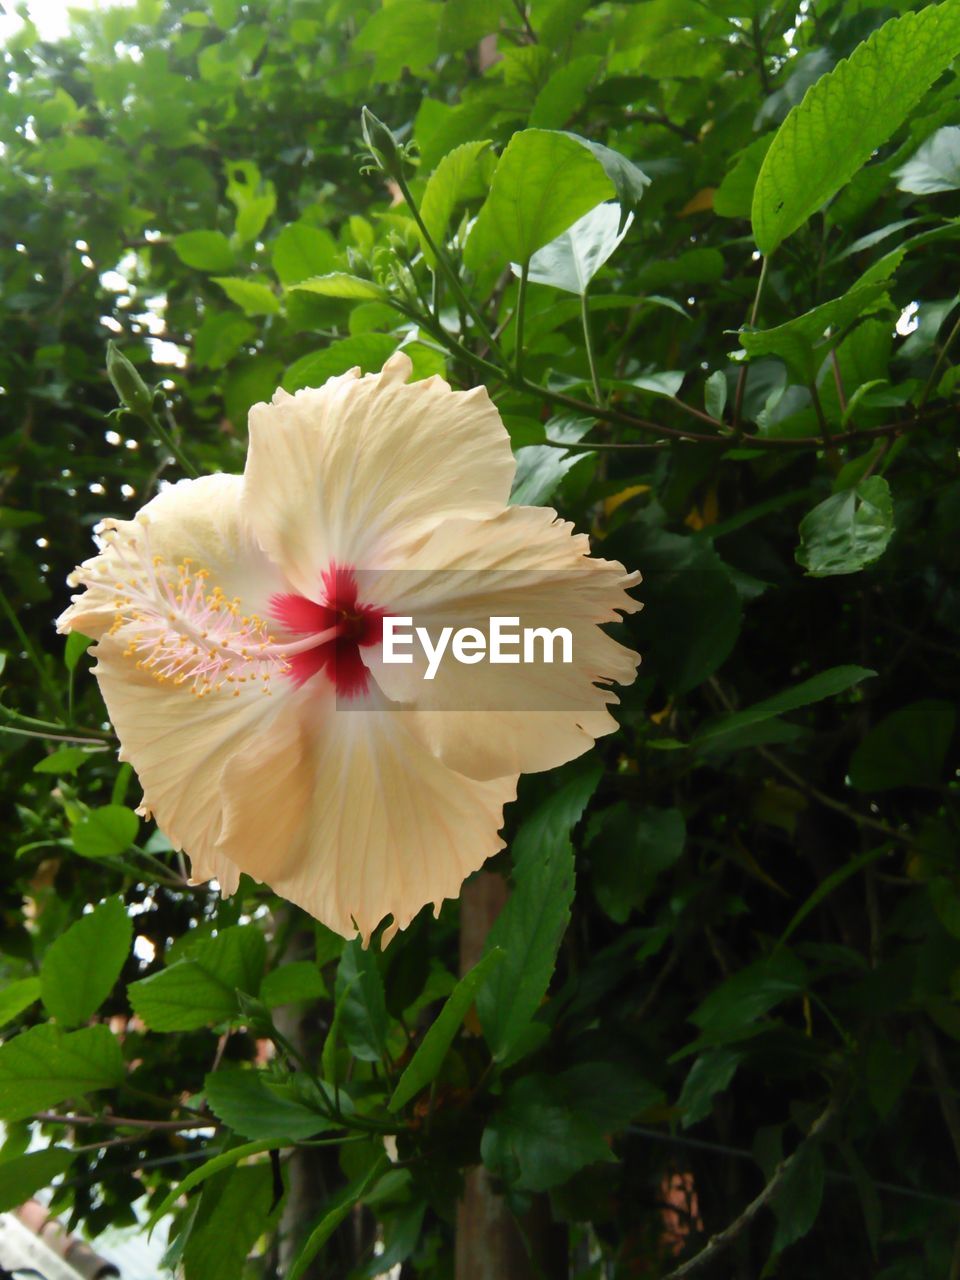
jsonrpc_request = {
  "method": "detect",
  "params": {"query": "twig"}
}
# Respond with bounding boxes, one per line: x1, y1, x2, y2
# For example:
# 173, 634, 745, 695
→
733, 257, 768, 432
34, 1112, 219, 1131
660, 1098, 841, 1279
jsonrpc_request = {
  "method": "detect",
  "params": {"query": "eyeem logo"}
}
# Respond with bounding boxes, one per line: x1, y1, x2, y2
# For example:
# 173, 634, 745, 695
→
383, 616, 573, 681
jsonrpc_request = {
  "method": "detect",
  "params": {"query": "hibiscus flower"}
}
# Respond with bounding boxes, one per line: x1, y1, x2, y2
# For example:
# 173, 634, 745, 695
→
58, 354, 640, 943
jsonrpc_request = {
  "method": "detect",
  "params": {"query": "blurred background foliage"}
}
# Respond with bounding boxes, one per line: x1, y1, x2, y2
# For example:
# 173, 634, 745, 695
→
1, 0, 959, 1276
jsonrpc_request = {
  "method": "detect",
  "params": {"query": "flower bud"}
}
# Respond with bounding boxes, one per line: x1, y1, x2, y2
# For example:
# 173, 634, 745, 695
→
361, 106, 404, 180
106, 341, 154, 419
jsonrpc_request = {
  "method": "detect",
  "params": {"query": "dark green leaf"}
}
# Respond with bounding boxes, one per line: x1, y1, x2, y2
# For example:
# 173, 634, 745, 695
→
695, 666, 875, 745
204, 1069, 330, 1140
0, 1148, 74, 1213
849, 701, 955, 791
796, 477, 894, 577
335, 940, 389, 1063
183, 1163, 279, 1280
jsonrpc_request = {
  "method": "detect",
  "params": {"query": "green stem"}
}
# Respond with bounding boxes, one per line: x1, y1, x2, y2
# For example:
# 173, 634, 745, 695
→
733, 254, 769, 432
147, 403, 199, 478
393, 170, 503, 358
0, 583, 62, 714
580, 288, 603, 407
515, 261, 529, 381
919, 307, 960, 407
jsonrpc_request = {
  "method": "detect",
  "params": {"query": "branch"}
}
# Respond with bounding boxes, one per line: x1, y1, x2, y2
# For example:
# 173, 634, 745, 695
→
661, 1098, 841, 1280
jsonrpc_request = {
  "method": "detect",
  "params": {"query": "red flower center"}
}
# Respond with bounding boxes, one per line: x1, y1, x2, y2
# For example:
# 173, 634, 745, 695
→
270, 565, 384, 698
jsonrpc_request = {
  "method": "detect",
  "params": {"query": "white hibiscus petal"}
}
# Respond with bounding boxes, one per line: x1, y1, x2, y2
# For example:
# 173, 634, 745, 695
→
215, 689, 517, 944
242, 352, 515, 596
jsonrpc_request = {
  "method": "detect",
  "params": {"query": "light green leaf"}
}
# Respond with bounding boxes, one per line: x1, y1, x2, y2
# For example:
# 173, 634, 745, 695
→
564, 133, 650, 222
0, 1024, 124, 1121
753, 2, 960, 253
705, 370, 728, 420
172, 230, 235, 273
34, 747, 94, 775
128, 924, 266, 1031
464, 129, 618, 272
796, 477, 894, 577
389, 948, 505, 1111
740, 283, 893, 383
0, 1148, 74, 1212
72, 805, 139, 859
64, 632, 93, 672
290, 272, 386, 300
260, 962, 326, 1008
529, 56, 601, 130
211, 276, 280, 316
283, 335, 398, 392
204, 1069, 330, 1140
895, 126, 960, 195
515, 202, 632, 295
695, 666, 876, 745
419, 139, 492, 266
849, 700, 955, 791
354, 0, 442, 80
0, 977, 41, 1028
477, 763, 601, 1062
41, 895, 132, 1026
226, 160, 276, 243
271, 221, 338, 285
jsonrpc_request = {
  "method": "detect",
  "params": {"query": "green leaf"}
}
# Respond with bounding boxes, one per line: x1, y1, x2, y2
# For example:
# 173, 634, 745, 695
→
0, 1024, 124, 1121
796, 477, 894, 577
564, 134, 650, 224
204, 1069, 330, 1140
752, 3, 960, 253
481, 1074, 614, 1191
283, 335, 399, 392
41, 895, 132, 1026
419, 139, 492, 266
148, 1139, 277, 1232
678, 1049, 742, 1129
517, 202, 632, 295
260, 962, 326, 1008
0, 1148, 74, 1212
714, 133, 773, 219
477, 763, 601, 1062
226, 160, 276, 243
290, 272, 386, 300
271, 221, 338, 285
0, 978, 41, 1030
509, 444, 592, 506
848, 700, 955, 791
464, 129, 618, 272
389, 948, 505, 1111
778, 847, 890, 948
588, 805, 685, 924
353, 0, 441, 80
183, 1163, 279, 1280
211, 276, 280, 316
64, 632, 93, 672
769, 1141, 824, 1257
72, 804, 139, 858
129, 924, 266, 1031
529, 56, 601, 129
691, 952, 807, 1041
695, 666, 876, 745
625, 529, 741, 694
335, 940, 389, 1063
287, 1154, 389, 1280
705, 370, 727, 421
895, 126, 960, 194
172, 230, 235, 272
33, 746, 93, 775
739, 283, 893, 384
